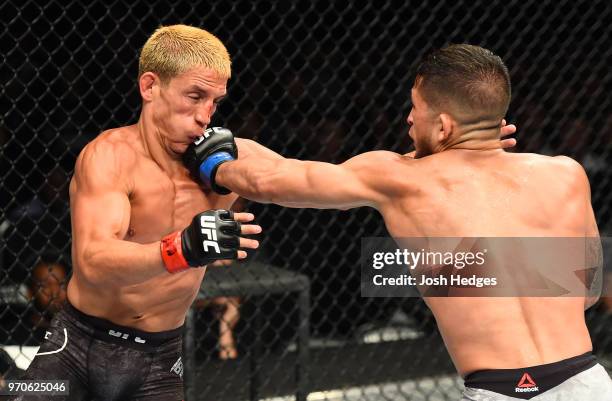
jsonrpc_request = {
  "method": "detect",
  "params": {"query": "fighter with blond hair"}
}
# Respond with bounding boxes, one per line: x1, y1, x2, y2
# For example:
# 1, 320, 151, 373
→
18, 25, 261, 400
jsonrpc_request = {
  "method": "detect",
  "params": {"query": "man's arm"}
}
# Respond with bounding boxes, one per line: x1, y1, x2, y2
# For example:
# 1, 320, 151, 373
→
72, 139, 259, 285
217, 144, 408, 210
70, 139, 166, 286
556, 156, 604, 309
576, 162, 602, 310
213, 121, 518, 209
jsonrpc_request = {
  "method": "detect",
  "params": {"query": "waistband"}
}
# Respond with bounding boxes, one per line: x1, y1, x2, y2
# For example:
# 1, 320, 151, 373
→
464, 352, 597, 400
64, 301, 184, 350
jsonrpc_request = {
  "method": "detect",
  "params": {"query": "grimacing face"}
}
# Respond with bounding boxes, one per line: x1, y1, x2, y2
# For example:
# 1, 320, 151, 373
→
406, 85, 439, 158
151, 67, 227, 155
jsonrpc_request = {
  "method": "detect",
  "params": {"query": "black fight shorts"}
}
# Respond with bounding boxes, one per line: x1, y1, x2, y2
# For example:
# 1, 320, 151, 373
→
10, 301, 184, 401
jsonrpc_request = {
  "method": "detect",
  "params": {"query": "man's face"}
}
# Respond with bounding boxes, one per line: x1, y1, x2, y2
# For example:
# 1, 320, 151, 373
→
32, 263, 67, 314
152, 67, 227, 155
406, 85, 438, 158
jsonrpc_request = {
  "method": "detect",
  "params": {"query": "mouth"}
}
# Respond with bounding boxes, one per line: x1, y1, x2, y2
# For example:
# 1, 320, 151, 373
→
189, 127, 208, 143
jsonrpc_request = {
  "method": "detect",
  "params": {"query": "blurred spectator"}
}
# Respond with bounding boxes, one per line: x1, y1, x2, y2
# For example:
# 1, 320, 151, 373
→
194, 296, 242, 360
214, 297, 241, 360
27, 260, 68, 331
0, 257, 68, 345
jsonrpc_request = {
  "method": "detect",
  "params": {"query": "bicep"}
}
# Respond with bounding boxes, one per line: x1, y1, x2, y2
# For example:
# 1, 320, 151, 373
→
268, 152, 401, 210
71, 182, 131, 243
236, 138, 284, 160
70, 143, 132, 255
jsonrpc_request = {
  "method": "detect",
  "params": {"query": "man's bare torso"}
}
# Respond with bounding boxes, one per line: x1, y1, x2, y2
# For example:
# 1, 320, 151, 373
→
379, 149, 594, 376
68, 125, 238, 332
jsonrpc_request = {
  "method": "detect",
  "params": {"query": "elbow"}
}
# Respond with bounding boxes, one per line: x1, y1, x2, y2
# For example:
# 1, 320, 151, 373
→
78, 252, 100, 284
78, 246, 108, 285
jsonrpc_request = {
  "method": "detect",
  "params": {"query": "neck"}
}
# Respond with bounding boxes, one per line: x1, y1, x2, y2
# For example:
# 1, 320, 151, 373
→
137, 109, 183, 175
440, 120, 504, 153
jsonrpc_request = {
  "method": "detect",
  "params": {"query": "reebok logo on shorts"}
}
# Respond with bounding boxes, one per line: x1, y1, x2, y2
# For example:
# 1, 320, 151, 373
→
171, 357, 183, 378
515, 373, 539, 393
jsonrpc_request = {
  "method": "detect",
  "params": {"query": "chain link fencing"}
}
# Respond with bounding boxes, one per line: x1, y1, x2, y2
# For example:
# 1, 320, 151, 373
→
1, 0, 611, 400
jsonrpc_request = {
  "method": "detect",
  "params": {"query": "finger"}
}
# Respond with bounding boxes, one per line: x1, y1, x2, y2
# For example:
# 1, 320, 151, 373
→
233, 212, 255, 223
240, 224, 262, 235
237, 250, 247, 259
500, 124, 516, 137
501, 118, 507, 126
239, 237, 259, 249
500, 138, 517, 149
209, 259, 232, 268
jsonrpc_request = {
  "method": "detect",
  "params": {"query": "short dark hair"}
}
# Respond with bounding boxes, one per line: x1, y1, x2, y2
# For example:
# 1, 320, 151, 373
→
415, 44, 511, 121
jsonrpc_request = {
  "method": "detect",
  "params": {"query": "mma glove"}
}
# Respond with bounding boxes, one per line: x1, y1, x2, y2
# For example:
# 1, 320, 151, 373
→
183, 127, 237, 195
160, 209, 240, 273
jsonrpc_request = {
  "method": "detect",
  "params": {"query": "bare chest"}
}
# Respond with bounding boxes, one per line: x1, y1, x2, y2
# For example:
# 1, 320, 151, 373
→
124, 165, 233, 242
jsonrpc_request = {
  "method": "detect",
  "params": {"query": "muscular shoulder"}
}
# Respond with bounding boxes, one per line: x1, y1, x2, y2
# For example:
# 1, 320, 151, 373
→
523, 153, 589, 194
550, 155, 586, 173
346, 150, 405, 163
342, 151, 411, 179
551, 155, 590, 191
73, 127, 140, 193
534, 154, 587, 179
342, 151, 419, 197
78, 127, 139, 171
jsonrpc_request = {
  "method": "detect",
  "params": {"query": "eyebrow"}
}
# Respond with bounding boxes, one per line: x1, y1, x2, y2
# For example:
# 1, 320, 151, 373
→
187, 86, 227, 101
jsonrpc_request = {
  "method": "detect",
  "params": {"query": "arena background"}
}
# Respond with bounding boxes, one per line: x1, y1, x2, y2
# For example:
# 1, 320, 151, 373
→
1, 1, 611, 400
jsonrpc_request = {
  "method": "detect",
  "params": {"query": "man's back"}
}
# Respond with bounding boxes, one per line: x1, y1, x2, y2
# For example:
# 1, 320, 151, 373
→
213, 42, 612, 400
380, 149, 595, 375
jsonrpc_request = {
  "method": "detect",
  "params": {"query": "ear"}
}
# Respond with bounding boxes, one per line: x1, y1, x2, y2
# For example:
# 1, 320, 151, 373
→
439, 113, 454, 142
139, 72, 158, 102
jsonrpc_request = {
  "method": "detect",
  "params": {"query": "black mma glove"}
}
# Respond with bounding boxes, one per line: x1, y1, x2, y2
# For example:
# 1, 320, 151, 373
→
160, 209, 240, 273
183, 127, 238, 194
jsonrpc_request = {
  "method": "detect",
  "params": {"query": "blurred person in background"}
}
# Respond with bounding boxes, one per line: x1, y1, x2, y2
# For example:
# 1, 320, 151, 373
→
27, 259, 68, 333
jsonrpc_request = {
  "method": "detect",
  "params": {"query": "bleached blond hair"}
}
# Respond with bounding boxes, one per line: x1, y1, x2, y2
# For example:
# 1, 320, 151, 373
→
139, 24, 231, 82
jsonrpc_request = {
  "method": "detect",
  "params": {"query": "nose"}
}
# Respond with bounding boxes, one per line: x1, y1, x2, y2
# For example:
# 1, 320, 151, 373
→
406, 111, 413, 127
195, 100, 214, 127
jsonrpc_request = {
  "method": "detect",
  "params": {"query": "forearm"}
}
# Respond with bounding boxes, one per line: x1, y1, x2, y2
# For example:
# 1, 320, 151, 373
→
217, 157, 376, 209
216, 157, 283, 203
76, 239, 169, 286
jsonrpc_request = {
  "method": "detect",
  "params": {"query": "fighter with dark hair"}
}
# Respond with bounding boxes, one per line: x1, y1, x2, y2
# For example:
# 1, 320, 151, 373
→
197, 44, 611, 400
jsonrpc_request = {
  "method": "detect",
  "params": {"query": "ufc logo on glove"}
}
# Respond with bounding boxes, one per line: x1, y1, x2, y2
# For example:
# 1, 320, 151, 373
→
160, 209, 240, 273
200, 215, 220, 253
